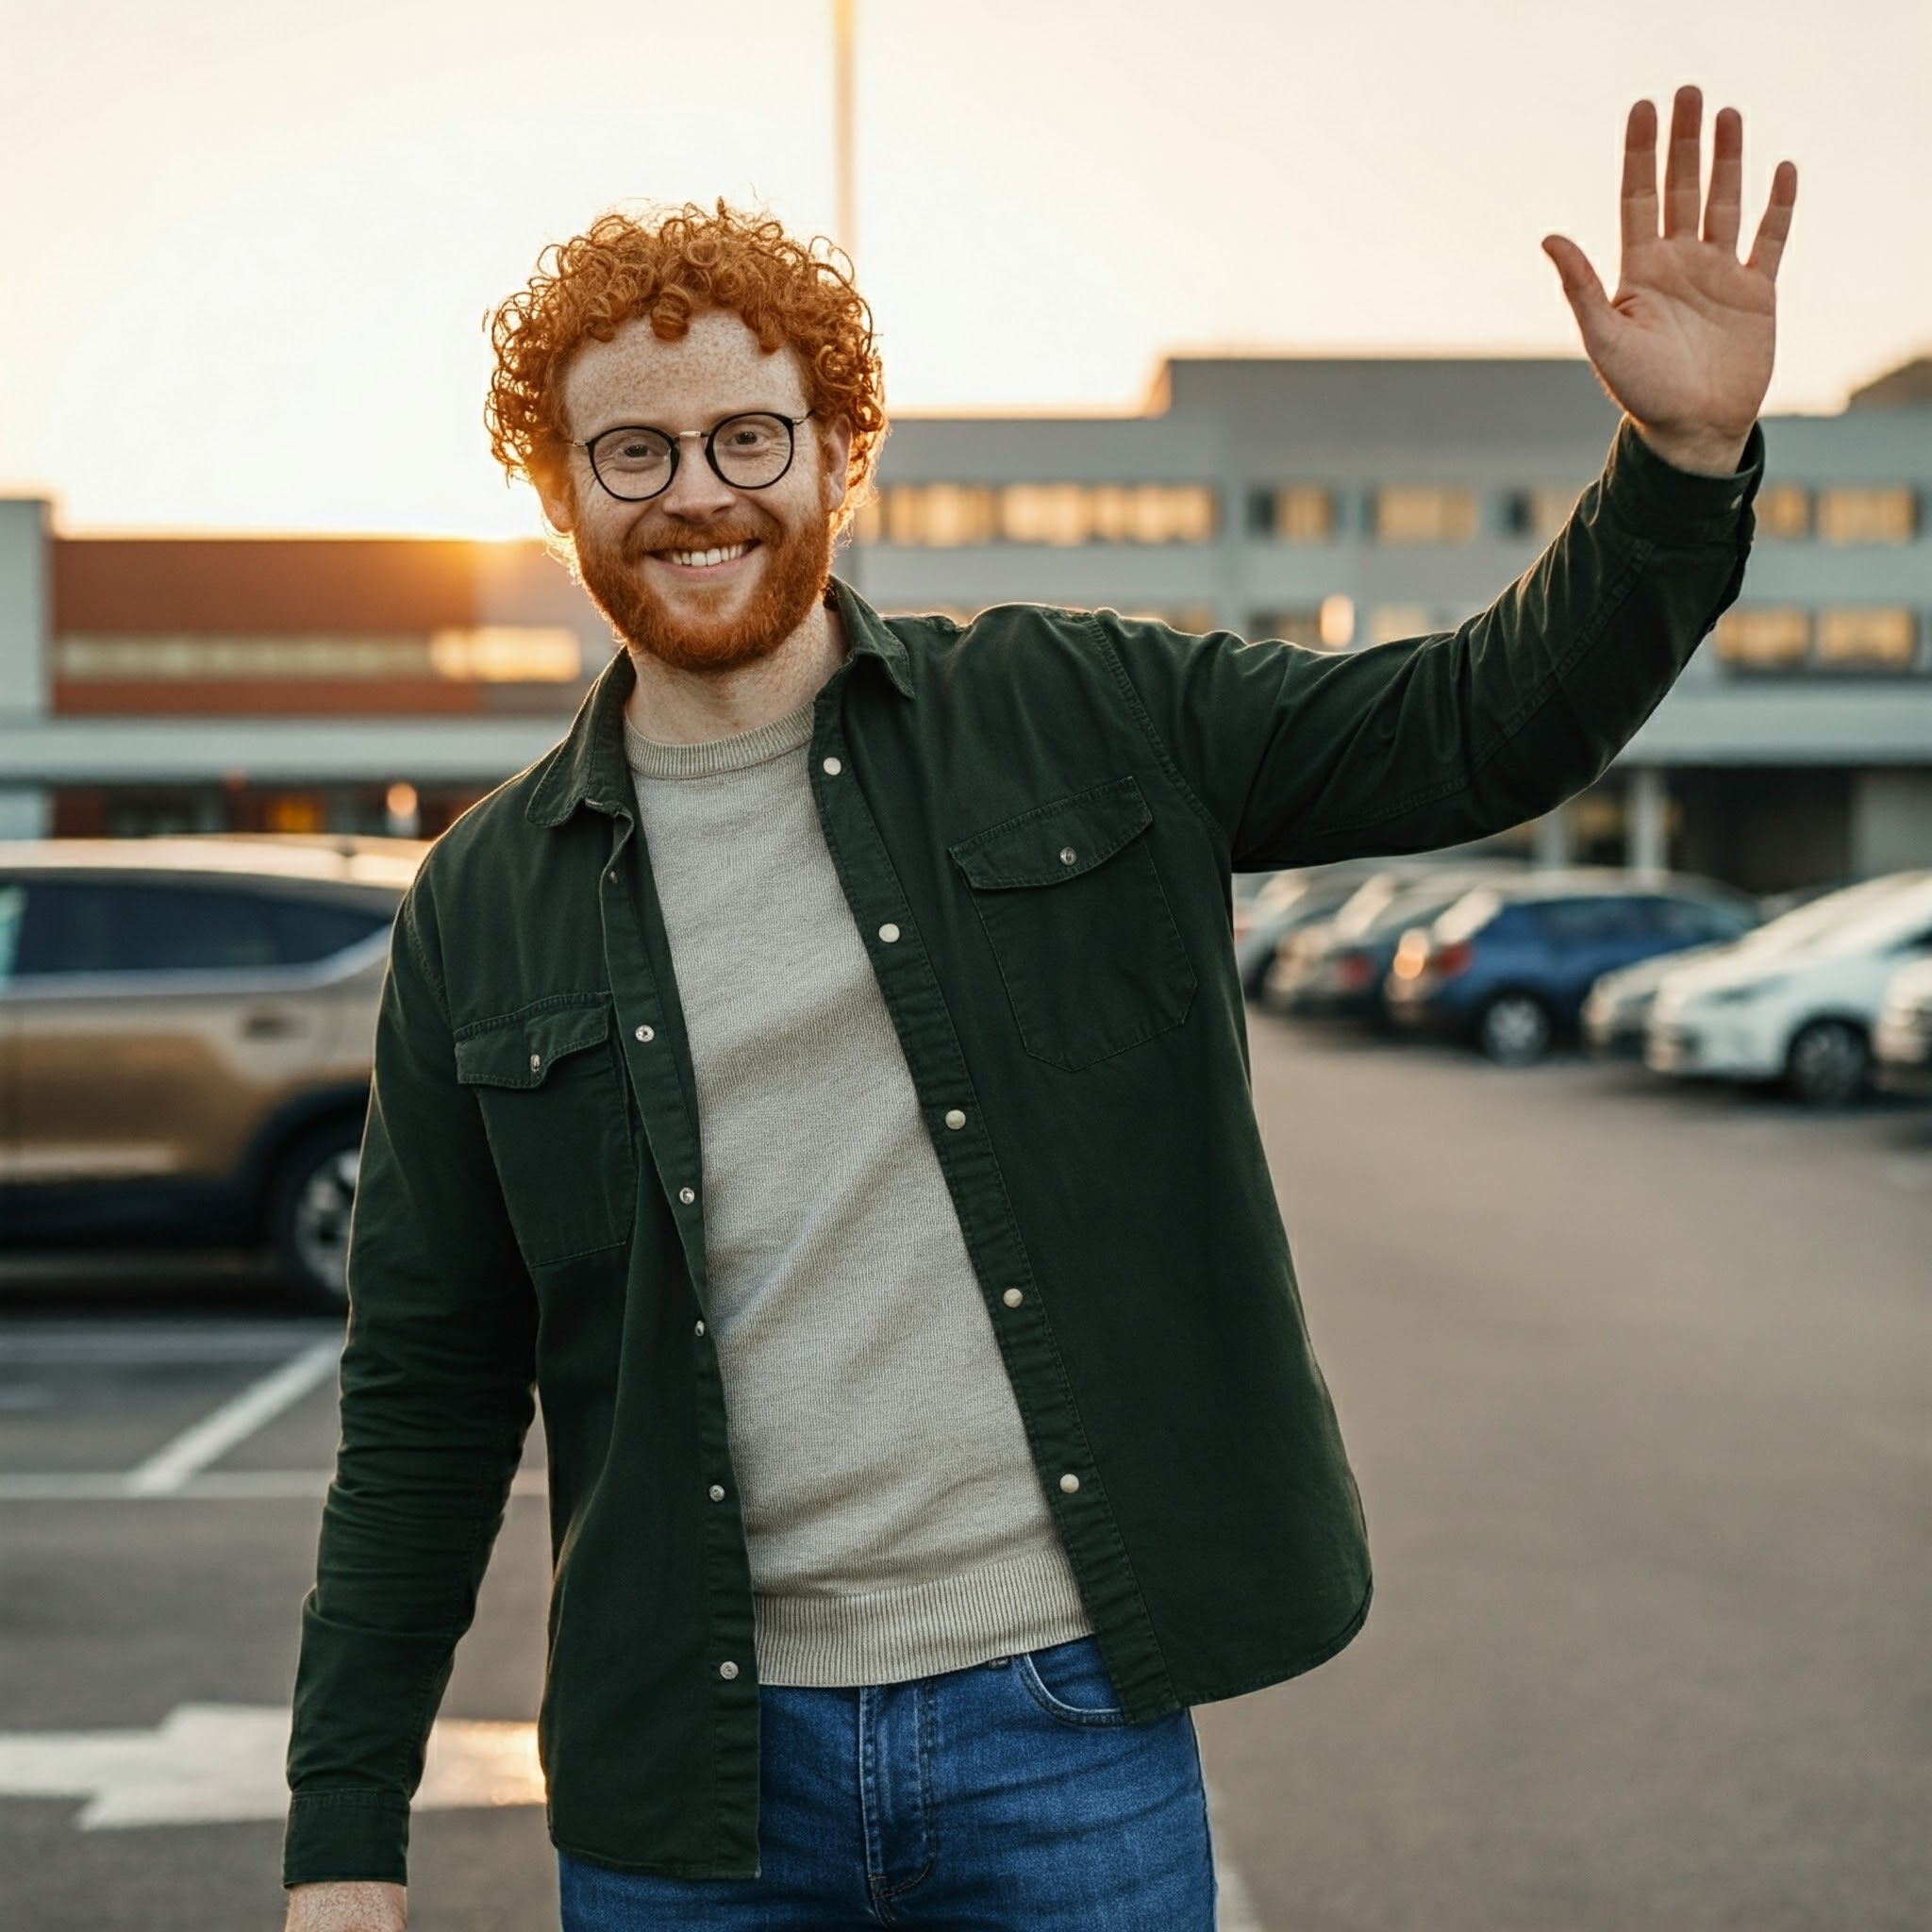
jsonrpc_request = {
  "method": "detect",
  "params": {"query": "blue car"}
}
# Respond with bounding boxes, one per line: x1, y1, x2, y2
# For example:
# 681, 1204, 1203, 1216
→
1384, 874, 1759, 1064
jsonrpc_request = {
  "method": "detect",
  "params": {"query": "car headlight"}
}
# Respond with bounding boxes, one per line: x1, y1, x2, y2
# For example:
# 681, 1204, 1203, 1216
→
1702, 976, 1790, 1007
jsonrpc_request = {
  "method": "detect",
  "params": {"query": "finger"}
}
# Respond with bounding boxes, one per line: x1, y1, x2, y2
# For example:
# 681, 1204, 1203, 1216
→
1746, 159, 1800, 281
1662, 83, 1703, 237
1542, 234, 1615, 335
1620, 98, 1659, 255
1703, 105, 1743, 252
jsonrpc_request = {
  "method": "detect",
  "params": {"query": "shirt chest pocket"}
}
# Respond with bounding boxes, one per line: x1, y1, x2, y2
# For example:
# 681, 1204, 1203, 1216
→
453, 995, 635, 1269
949, 775, 1197, 1073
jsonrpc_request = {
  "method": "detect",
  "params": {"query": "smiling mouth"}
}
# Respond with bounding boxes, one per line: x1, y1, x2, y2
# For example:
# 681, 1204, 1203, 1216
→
654, 540, 758, 572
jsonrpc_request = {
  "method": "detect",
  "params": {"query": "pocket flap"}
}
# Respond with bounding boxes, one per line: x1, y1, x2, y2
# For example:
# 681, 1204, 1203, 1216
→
949, 776, 1154, 891
454, 998, 611, 1090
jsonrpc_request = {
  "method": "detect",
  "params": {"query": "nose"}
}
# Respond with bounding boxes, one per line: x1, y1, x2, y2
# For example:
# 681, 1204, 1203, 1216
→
658, 433, 740, 521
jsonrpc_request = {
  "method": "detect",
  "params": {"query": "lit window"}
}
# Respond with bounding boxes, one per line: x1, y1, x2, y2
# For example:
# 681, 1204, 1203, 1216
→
1250, 486, 1333, 542
882, 484, 998, 546
1368, 605, 1435, 645
1374, 487, 1478, 543
1000, 484, 1090, 546
428, 628, 582, 682
1817, 608, 1918, 669
1251, 610, 1327, 650
1531, 487, 1584, 541
1713, 608, 1811, 668
1818, 486, 1918, 545
850, 494, 883, 544
1756, 482, 1812, 540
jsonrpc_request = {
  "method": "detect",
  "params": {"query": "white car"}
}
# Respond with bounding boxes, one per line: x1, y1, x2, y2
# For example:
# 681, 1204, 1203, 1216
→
1646, 872, 1932, 1105
1874, 954, 1932, 1101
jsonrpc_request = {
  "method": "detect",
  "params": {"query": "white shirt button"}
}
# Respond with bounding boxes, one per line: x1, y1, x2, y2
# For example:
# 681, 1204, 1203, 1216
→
607, 870, 618, 884
693, 1319, 705, 1336
944, 1108, 966, 1129
823, 756, 842, 775
528, 1053, 542, 1073
719, 1660, 739, 1680
878, 923, 900, 943
1059, 846, 1077, 865
1059, 1473, 1081, 1493
708, 1484, 725, 1502
634, 1024, 655, 1042
678, 1186, 696, 1205
1002, 1289, 1024, 1307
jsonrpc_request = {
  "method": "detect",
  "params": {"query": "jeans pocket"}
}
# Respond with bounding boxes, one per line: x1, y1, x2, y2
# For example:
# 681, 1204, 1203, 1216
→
1014, 1637, 1129, 1728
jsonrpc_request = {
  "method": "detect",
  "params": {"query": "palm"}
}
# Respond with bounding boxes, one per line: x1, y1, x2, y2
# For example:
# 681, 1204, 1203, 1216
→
1544, 90, 1797, 466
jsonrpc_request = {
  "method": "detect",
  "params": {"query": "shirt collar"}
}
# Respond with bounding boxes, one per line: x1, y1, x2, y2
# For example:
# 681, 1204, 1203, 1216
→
525, 573, 913, 829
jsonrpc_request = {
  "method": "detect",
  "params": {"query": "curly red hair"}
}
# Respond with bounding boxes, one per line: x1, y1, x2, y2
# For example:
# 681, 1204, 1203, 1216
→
486, 200, 885, 535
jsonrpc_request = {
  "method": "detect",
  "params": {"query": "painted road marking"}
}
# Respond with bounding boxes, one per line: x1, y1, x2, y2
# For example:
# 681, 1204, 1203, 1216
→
123, 1339, 341, 1496
0, 1469, 549, 1501
0, 1704, 1270, 1926
0, 1705, 538, 1829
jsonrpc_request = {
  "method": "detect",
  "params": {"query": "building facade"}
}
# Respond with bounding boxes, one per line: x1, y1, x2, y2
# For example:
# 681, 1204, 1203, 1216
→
3, 353, 1928, 890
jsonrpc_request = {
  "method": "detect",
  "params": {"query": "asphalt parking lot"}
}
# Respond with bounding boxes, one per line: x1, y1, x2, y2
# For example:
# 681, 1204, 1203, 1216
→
3, 1021, 1928, 1932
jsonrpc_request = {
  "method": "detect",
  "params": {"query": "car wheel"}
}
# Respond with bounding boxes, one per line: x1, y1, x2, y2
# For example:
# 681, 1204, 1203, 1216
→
268, 1120, 363, 1312
1477, 991, 1554, 1067
1784, 1020, 1871, 1108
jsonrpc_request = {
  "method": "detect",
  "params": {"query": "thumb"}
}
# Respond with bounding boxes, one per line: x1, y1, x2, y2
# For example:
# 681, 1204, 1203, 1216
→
1541, 234, 1613, 335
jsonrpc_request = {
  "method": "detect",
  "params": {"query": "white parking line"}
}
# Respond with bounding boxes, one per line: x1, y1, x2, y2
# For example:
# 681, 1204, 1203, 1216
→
0, 1468, 550, 1502
123, 1340, 341, 1496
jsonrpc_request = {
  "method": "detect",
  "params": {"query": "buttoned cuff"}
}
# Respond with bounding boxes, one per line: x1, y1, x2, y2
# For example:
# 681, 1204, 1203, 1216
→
1601, 416, 1766, 547
282, 1788, 410, 1889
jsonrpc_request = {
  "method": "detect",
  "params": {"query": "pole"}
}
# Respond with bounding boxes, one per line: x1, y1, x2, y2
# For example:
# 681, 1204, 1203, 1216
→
832, 0, 858, 264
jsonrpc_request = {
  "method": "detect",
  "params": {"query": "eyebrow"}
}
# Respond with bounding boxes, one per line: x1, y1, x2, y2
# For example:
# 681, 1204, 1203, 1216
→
577, 406, 805, 443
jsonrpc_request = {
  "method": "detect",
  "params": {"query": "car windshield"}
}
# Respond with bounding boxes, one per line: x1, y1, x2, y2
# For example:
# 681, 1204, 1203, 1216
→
1739, 874, 1929, 958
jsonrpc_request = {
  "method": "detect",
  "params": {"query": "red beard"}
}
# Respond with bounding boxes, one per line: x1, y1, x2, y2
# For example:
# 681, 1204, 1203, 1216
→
575, 501, 836, 675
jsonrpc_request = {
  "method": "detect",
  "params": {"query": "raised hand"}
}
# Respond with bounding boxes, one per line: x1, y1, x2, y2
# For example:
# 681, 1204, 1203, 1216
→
1542, 86, 1797, 476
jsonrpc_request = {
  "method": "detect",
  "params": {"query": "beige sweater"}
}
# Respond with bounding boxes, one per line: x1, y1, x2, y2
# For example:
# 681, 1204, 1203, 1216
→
625, 695, 1092, 1686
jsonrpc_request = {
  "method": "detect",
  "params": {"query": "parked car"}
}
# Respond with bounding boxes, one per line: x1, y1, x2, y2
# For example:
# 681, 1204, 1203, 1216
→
1646, 872, 1932, 1105
1874, 954, 1932, 1101
1233, 867, 1375, 1002
0, 838, 419, 1306
1265, 864, 1524, 1021
1581, 880, 1883, 1058
1387, 872, 1758, 1064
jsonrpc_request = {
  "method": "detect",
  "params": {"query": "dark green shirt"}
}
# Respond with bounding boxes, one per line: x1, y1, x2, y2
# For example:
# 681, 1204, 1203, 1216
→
285, 418, 1761, 1886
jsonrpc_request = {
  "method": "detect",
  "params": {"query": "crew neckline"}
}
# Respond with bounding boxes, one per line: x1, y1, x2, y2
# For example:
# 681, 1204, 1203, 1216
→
623, 695, 818, 780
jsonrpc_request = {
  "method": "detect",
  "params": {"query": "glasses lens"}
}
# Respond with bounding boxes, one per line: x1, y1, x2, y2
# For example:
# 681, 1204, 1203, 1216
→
591, 426, 675, 499
710, 414, 795, 489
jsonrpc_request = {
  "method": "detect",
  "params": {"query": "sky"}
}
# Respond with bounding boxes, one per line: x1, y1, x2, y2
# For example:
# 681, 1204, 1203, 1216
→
1, 0, 1926, 539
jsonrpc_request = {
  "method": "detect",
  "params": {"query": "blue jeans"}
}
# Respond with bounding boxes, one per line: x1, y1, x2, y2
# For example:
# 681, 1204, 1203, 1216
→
556, 1636, 1218, 1928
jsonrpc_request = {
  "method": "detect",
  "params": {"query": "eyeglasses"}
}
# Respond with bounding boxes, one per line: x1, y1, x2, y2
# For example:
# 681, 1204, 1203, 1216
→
581, 411, 814, 503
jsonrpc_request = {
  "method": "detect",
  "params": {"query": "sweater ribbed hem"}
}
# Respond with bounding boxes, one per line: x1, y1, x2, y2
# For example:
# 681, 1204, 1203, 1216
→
623, 695, 817, 778
753, 1546, 1095, 1686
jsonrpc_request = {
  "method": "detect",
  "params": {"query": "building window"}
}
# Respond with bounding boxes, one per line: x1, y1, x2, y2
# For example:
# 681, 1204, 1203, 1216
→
1756, 482, 1812, 539
883, 483, 999, 547
1817, 608, 1919, 669
868, 482, 1216, 546
52, 628, 582, 682
1367, 604, 1436, 645
1817, 486, 1918, 545
1248, 486, 1334, 542
1374, 487, 1478, 543
1712, 608, 1812, 669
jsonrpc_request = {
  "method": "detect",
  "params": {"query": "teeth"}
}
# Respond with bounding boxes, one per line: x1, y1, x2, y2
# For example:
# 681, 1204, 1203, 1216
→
667, 541, 751, 569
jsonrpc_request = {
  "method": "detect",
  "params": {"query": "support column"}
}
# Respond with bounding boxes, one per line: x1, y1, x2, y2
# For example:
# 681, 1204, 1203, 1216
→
1533, 801, 1572, 870
1626, 765, 1668, 880
0, 498, 51, 841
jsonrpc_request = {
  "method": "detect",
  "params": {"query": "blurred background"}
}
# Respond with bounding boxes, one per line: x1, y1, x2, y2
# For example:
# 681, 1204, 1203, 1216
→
0, 4, 1926, 1930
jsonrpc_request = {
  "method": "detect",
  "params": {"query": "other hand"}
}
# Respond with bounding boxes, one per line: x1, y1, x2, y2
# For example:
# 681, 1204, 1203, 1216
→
1543, 85, 1797, 475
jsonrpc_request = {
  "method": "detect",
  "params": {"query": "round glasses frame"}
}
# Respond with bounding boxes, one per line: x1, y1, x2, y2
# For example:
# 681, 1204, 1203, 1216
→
580, 410, 815, 504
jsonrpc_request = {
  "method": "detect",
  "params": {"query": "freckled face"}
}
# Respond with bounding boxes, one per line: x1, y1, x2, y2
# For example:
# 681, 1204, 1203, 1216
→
547, 310, 851, 674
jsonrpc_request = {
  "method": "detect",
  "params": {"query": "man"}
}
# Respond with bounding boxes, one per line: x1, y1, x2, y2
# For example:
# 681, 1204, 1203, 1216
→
285, 87, 1794, 1931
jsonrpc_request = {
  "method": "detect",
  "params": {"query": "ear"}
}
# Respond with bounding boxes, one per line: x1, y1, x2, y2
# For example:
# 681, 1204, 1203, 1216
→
817, 415, 857, 516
